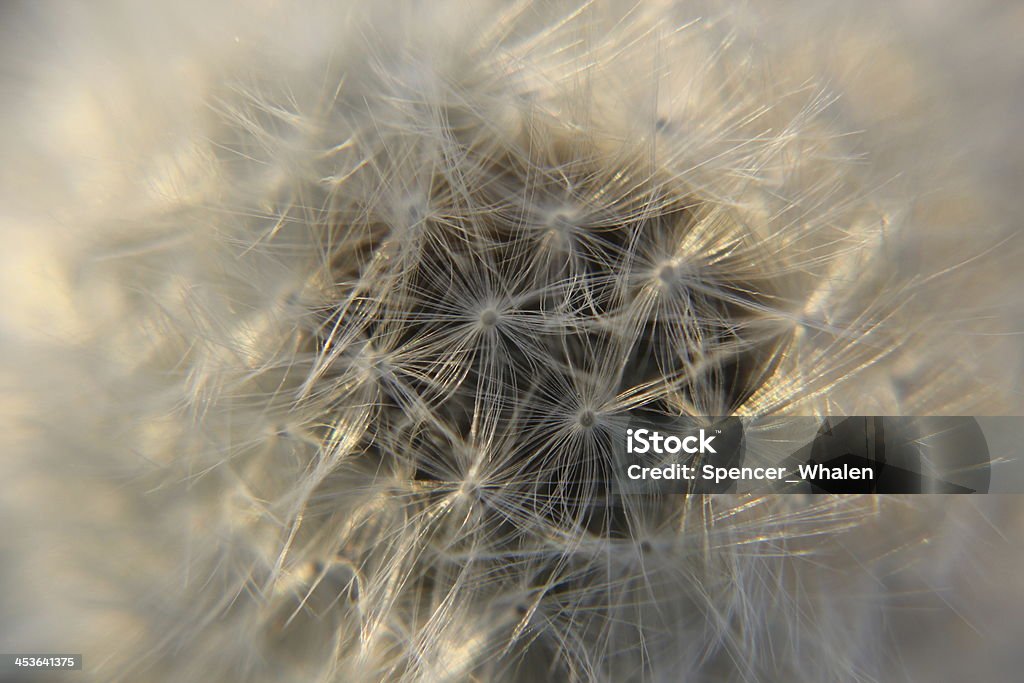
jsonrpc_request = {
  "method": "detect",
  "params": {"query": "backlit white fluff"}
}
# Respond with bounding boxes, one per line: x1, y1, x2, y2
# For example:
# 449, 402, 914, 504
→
1, 1, 1022, 682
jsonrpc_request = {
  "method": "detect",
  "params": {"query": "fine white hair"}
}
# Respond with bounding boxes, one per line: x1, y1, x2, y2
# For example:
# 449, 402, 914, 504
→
1, 1, 1022, 681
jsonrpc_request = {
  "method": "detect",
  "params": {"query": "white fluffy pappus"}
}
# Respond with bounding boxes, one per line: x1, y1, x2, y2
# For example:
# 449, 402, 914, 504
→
1, 1, 1023, 681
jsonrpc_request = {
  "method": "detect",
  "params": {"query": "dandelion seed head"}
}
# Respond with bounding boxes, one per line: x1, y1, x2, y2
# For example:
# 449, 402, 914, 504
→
4, 1, 1024, 682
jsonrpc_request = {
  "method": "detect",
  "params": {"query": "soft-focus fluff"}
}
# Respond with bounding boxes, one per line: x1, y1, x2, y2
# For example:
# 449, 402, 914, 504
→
2, 1, 1023, 682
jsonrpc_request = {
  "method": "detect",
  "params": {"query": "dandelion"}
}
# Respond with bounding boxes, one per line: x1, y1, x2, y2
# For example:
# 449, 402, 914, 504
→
2, 1, 1023, 682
